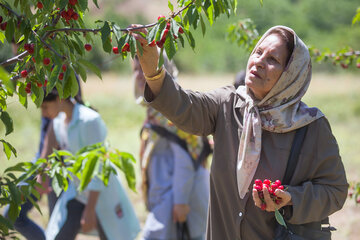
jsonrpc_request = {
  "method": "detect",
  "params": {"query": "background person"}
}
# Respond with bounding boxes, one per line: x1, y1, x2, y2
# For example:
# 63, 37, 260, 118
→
38, 89, 140, 240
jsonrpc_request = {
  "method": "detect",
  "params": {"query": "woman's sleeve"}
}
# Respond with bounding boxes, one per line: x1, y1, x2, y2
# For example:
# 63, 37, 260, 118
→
285, 118, 348, 224
144, 72, 231, 136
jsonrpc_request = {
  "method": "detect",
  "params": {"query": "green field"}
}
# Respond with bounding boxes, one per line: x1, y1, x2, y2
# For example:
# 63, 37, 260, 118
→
1, 72, 359, 239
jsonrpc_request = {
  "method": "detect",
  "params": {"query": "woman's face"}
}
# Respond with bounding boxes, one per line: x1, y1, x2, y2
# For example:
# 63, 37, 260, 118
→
245, 34, 289, 100
41, 98, 61, 119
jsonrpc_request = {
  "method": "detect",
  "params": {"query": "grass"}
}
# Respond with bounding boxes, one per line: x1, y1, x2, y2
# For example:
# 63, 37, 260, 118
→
1, 72, 359, 239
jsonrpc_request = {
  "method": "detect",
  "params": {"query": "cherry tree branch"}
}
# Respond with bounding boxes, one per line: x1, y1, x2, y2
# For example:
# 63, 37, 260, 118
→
32, 30, 65, 59
0, 3, 21, 18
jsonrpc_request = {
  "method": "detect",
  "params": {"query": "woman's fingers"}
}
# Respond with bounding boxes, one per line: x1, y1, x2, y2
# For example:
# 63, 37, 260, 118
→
274, 189, 292, 208
263, 187, 276, 211
252, 189, 262, 208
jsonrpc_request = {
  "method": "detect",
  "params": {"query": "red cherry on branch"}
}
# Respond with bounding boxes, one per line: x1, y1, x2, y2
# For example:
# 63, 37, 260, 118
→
62, 64, 67, 71
161, 29, 169, 42
84, 44, 92, 51
121, 43, 130, 52
178, 27, 184, 34
25, 83, 31, 93
341, 63, 348, 69
43, 58, 50, 66
69, 0, 78, 6
157, 15, 166, 21
44, 79, 48, 87
0, 22, 7, 31
113, 46, 119, 54
58, 72, 64, 80
149, 40, 156, 47
72, 12, 79, 21
21, 70, 28, 78
37, 2, 43, 9
166, 22, 171, 30
37, 82, 42, 87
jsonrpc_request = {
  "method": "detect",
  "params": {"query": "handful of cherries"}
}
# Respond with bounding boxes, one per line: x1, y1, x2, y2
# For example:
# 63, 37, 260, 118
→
253, 179, 285, 210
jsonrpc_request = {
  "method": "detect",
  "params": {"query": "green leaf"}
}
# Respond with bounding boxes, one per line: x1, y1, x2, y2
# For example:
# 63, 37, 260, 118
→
52, 173, 63, 196
200, 14, 206, 36
275, 209, 287, 229
4, 162, 26, 173
0, 215, 14, 232
5, 20, 15, 43
79, 155, 99, 191
168, 0, 174, 11
164, 34, 177, 60
75, 63, 87, 82
158, 48, 165, 69
18, 82, 28, 108
112, 24, 122, 41
0, 111, 13, 136
147, 24, 159, 43
59, 0, 68, 9
1, 139, 17, 160
78, 59, 102, 80
0, 32, 5, 43
352, 8, 360, 25
78, 0, 89, 11
93, 0, 100, 8
63, 69, 79, 98
8, 182, 21, 205
101, 21, 112, 53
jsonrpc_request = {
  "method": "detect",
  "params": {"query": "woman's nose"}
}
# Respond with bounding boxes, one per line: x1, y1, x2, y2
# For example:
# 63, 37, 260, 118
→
254, 56, 265, 68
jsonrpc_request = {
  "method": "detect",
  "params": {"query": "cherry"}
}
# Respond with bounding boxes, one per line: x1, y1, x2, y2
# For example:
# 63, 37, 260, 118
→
156, 40, 164, 49
0, 22, 7, 31
21, 70, 28, 78
44, 79, 48, 87
263, 179, 271, 185
62, 64, 67, 71
166, 22, 171, 30
254, 179, 262, 186
157, 15, 166, 21
0, 16, 2, 24
28, 43, 35, 54
37, 2, 43, 9
84, 44, 92, 51
32, 57, 36, 63
341, 63, 348, 69
112, 46, 119, 54
25, 83, 31, 93
356, 63, 360, 68
178, 27, 184, 34
37, 82, 42, 87
121, 43, 130, 52
43, 58, 50, 66
69, 0, 78, 6
67, 8, 74, 17
72, 12, 79, 21
149, 40, 156, 47
161, 29, 169, 42
58, 72, 64, 80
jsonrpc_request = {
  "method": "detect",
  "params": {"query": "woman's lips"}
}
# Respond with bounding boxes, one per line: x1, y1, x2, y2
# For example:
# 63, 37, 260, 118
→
249, 70, 261, 79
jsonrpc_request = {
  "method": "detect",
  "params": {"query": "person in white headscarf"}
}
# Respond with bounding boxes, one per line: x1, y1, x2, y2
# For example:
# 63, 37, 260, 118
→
129, 25, 348, 239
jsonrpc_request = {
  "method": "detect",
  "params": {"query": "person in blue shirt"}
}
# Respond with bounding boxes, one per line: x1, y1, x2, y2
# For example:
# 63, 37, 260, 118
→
39, 89, 140, 240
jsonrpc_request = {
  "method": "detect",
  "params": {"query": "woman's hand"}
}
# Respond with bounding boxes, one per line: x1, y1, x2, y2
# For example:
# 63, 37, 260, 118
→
128, 24, 159, 77
81, 205, 97, 233
81, 191, 100, 232
173, 204, 190, 223
252, 187, 292, 212
35, 174, 52, 195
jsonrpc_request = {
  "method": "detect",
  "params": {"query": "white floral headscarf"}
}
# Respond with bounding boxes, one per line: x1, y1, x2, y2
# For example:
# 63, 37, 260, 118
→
235, 26, 324, 199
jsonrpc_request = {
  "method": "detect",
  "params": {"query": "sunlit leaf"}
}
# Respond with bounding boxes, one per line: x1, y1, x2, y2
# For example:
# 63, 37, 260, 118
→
0, 111, 13, 136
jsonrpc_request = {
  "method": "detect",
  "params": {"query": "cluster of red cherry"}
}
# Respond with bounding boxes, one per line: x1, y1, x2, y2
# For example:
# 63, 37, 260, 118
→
253, 179, 284, 210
